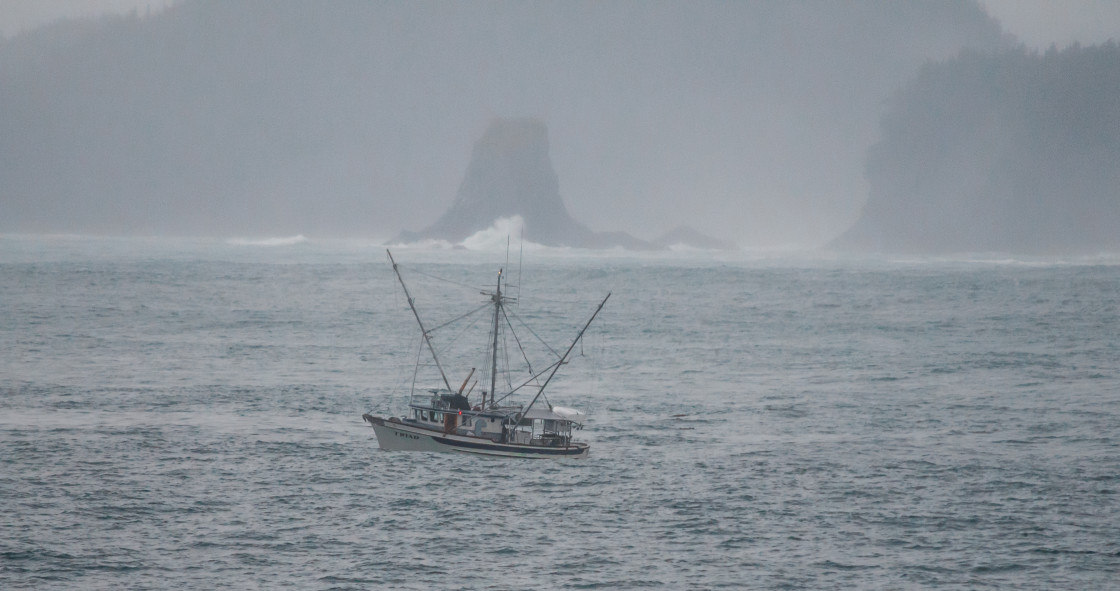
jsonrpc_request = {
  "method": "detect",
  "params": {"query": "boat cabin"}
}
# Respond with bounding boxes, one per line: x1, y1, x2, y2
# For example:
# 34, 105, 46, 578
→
510, 407, 578, 447
404, 390, 579, 447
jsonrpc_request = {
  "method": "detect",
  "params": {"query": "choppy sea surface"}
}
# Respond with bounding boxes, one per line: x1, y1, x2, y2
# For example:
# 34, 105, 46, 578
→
2, 235, 1119, 589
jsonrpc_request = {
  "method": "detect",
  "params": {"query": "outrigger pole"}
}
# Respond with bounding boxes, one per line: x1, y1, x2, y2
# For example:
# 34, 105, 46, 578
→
519, 292, 611, 420
386, 249, 454, 394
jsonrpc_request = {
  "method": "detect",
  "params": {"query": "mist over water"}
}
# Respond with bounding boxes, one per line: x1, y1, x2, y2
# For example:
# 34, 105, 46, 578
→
0, 1, 1009, 248
3, 236, 1119, 588
226, 235, 310, 247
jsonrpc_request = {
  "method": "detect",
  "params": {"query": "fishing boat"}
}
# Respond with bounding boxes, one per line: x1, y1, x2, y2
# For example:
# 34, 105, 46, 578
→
362, 250, 609, 458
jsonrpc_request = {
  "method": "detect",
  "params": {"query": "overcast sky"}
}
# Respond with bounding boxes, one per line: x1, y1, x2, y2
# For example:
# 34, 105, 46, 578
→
982, 0, 1120, 48
1, 0, 1117, 47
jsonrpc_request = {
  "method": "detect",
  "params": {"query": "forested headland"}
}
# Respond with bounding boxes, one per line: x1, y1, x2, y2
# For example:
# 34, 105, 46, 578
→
834, 42, 1120, 254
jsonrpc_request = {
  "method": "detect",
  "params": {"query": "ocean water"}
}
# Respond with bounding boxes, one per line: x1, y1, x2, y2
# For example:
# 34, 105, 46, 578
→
2, 235, 1119, 589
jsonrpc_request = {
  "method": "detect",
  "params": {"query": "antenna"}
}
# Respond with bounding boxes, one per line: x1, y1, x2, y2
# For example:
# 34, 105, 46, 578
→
518, 227, 524, 307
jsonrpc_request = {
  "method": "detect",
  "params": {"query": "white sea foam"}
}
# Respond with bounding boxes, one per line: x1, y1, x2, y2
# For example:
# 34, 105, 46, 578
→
459, 215, 548, 252
227, 234, 309, 247
388, 216, 551, 254
384, 237, 456, 250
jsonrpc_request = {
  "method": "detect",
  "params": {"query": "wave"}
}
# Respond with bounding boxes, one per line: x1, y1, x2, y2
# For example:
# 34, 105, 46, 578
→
226, 235, 309, 247
883, 253, 1120, 267
459, 216, 548, 252
383, 237, 458, 250
387, 216, 551, 253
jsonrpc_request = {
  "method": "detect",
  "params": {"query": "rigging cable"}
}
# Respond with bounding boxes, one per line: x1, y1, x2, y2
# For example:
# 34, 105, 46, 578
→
500, 314, 514, 397
406, 266, 482, 292
431, 304, 489, 366
427, 302, 490, 335
506, 308, 562, 360
492, 358, 563, 406
409, 336, 424, 397
501, 305, 540, 386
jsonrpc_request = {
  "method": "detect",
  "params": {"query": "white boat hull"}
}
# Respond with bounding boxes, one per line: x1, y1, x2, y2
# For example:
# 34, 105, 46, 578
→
363, 414, 589, 459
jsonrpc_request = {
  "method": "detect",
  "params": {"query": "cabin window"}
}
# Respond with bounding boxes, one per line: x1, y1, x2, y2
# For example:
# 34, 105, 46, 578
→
421, 411, 429, 421
433, 412, 442, 422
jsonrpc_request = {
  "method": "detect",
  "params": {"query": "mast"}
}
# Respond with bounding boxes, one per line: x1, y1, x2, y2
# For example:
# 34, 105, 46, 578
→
488, 268, 502, 408
520, 292, 611, 420
386, 249, 454, 393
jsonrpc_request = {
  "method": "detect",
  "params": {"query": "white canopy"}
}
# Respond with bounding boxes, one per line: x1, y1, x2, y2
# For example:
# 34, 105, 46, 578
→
522, 406, 583, 421
550, 406, 586, 419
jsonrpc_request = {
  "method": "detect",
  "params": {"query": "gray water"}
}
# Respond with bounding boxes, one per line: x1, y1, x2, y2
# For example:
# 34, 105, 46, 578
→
3, 236, 1119, 589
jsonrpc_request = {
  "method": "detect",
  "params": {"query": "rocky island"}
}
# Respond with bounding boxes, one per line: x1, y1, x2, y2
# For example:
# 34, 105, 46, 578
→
396, 118, 733, 250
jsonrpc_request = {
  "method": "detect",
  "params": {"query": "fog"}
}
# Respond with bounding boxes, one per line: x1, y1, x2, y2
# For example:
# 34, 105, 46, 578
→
833, 42, 1120, 255
0, 1, 1012, 247
980, 0, 1120, 50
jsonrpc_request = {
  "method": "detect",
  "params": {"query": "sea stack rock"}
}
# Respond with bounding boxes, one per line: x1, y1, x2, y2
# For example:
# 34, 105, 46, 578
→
397, 118, 648, 248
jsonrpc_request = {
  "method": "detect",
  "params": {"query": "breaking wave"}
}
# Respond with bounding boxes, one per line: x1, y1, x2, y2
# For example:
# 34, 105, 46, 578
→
459, 216, 544, 252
